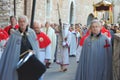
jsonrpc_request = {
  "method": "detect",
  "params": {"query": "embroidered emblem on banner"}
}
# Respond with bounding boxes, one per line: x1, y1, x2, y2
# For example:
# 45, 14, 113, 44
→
39, 37, 44, 42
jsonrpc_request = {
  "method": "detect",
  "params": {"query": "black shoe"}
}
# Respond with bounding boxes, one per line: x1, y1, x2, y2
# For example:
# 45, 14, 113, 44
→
54, 59, 56, 62
69, 55, 76, 57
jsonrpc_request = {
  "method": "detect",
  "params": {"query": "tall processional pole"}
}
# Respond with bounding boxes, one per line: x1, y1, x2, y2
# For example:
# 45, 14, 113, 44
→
14, 0, 16, 16
30, 0, 36, 28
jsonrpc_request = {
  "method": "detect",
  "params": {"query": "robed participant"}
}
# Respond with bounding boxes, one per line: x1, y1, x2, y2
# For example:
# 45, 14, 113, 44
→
0, 15, 46, 80
33, 21, 51, 64
41, 22, 57, 64
76, 20, 111, 62
33, 21, 51, 80
69, 26, 77, 57
4, 16, 19, 35
56, 23, 71, 72
0, 28, 8, 59
75, 20, 112, 80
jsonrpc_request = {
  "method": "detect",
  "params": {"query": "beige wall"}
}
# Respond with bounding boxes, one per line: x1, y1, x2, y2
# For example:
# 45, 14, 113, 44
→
16, 0, 24, 17
113, 5, 120, 23
0, 0, 14, 27
15, 0, 98, 25
16, 0, 32, 23
0, 0, 120, 27
34, 0, 46, 24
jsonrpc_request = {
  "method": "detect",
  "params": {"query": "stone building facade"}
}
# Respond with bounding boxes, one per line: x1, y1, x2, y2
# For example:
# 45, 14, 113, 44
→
0, 0, 120, 27
0, 0, 14, 27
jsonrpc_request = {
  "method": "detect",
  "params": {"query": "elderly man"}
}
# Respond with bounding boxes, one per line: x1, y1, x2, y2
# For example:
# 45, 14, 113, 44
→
33, 21, 51, 80
41, 22, 57, 65
75, 20, 112, 80
33, 21, 51, 64
0, 15, 46, 80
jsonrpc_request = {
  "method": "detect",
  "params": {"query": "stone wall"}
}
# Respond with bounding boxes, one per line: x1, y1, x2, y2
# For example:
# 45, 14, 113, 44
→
0, 0, 120, 27
16, 0, 32, 23
26, 0, 102, 25
0, 0, 14, 27
16, 0, 24, 17
25, 0, 32, 21
35, 0, 46, 24
113, 33, 120, 80
0, 0, 101, 26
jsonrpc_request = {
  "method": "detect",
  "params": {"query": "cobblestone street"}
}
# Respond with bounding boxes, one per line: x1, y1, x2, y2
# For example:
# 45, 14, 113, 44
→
44, 57, 78, 80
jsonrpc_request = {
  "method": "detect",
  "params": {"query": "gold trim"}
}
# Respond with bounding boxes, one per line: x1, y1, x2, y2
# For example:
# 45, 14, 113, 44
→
20, 49, 33, 58
93, 0, 112, 7
93, 0, 113, 23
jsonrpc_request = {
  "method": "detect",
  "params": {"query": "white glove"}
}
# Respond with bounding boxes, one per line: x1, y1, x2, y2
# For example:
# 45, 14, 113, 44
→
62, 42, 66, 46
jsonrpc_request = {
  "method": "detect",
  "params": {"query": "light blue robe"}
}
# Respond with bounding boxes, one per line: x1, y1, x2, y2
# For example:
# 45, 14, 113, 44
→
75, 33, 112, 80
0, 27, 40, 80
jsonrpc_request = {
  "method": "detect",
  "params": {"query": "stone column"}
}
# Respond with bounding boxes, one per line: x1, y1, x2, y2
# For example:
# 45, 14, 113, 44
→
0, 0, 14, 28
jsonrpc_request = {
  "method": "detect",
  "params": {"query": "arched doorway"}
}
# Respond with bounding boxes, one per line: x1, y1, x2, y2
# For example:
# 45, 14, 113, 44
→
69, 2, 74, 25
87, 13, 94, 26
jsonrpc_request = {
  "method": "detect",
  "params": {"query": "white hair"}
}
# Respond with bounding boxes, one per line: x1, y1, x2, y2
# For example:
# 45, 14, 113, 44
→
34, 20, 40, 25
90, 19, 101, 28
18, 15, 28, 24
